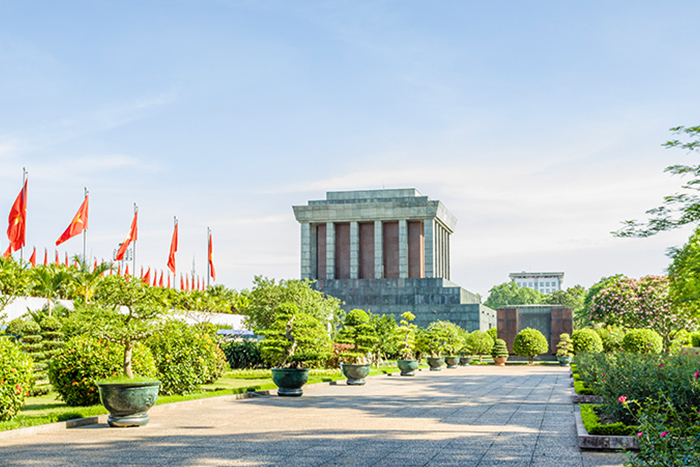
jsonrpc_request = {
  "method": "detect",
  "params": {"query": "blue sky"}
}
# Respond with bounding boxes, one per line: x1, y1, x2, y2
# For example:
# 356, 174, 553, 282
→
1, 1, 699, 298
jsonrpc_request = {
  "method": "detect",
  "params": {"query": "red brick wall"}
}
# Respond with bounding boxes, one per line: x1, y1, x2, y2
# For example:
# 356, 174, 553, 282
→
497, 308, 519, 353
335, 223, 350, 279
408, 220, 424, 278
383, 221, 399, 278
551, 307, 573, 354
358, 222, 374, 279
316, 223, 326, 280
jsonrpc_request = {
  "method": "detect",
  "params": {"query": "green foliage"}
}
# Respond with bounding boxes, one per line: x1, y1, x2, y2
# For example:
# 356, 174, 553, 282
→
545, 285, 587, 328
220, 340, 264, 369
48, 336, 155, 406
615, 125, 700, 237
623, 394, 700, 467
594, 325, 626, 353
0, 336, 33, 421
556, 333, 575, 358
491, 339, 509, 358
369, 313, 398, 366
0, 257, 30, 317
622, 328, 663, 354
466, 330, 495, 362
668, 225, 700, 323
581, 275, 624, 329
416, 320, 462, 357
572, 328, 603, 354
574, 380, 596, 396
336, 309, 377, 363
486, 327, 497, 342
580, 404, 637, 436
669, 329, 692, 355
240, 276, 342, 333
484, 281, 545, 309
395, 312, 417, 360
259, 303, 332, 369
513, 328, 548, 364
147, 321, 226, 395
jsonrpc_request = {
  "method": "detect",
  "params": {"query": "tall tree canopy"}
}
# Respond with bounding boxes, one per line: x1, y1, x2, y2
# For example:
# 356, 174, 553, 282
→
484, 282, 545, 310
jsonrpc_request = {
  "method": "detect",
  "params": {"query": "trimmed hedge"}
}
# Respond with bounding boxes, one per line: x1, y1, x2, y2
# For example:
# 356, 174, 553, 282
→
513, 328, 548, 363
572, 328, 603, 354
622, 328, 663, 354
580, 403, 638, 436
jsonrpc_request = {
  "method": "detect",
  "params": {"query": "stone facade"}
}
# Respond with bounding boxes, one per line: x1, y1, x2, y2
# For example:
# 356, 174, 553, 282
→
497, 305, 573, 354
293, 189, 496, 331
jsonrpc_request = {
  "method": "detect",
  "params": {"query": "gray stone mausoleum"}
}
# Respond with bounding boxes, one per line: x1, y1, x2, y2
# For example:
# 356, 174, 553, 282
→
292, 189, 496, 330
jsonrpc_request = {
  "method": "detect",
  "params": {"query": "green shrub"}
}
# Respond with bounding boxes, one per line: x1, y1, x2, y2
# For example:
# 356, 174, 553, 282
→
336, 309, 377, 363
148, 320, 227, 395
48, 336, 156, 406
594, 325, 625, 352
221, 340, 264, 369
466, 330, 494, 363
574, 380, 596, 396
572, 328, 603, 353
622, 328, 663, 354
513, 328, 548, 364
692, 332, 700, 348
580, 404, 637, 436
491, 339, 509, 359
668, 329, 692, 355
486, 327, 498, 342
556, 333, 574, 358
0, 336, 34, 421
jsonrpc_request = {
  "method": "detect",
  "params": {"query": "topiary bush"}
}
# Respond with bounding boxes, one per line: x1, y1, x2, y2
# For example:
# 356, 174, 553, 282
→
221, 340, 264, 369
491, 339, 509, 360
0, 336, 34, 421
513, 327, 549, 364
572, 328, 603, 354
622, 328, 663, 354
147, 320, 227, 395
467, 330, 495, 363
594, 325, 625, 353
48, 336, 156, 406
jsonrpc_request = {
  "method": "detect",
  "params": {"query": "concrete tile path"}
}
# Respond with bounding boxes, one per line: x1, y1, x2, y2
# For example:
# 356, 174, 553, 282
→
0, 365, 626, 466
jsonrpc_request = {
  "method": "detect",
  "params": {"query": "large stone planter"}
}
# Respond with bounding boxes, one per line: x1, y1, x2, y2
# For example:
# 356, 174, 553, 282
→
341, 363, 371, 385
427, 357, 445, 371
444, 356, 460, 368
557, 356, 573, 366
97, 381, 160, 427
459, 356, 472, 366
271, 368, 309, 397
397, 359, 419, 376
493, 357, 508, 366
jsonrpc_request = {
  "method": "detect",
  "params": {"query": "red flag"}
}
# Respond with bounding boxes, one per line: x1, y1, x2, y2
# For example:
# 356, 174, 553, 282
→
190, 275, 194, 291
3, 245, 11, 259
117, 264, 121, 276
125, 264, 129, 276
167, 221, 178, 274
29, 247, 36, 267
74, 258, 79, 269
6, 180, 27, 257
56, 194, 88, 246
167, 274, 171, 289
65, 252, 69, 267
208, 232, 216, 282
93, 259, 97, 271
180, 274, 184, 290
143, 267, 151, 285
55, 250, 59, 266
152, 271, 157, 287
115, 210, 138, 261
43, 248, 47, 266
158, 270, 164, 288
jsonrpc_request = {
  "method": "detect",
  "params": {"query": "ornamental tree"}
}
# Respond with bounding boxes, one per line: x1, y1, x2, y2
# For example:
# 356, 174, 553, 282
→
484, 281, 545, 310
395, 311, 417, 360
513, 328, 549, 364
336, 309, 377, 364
589, 275, 684, 351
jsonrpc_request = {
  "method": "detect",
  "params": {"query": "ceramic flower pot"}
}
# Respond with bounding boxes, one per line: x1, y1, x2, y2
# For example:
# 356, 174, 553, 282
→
341, 363, 371, 385
444, 356, 460, 368
97, 381, 160, 427
271, 368, 310, 397
493, 357, 508, 366
427, 357, 445, 371
397, 359, 419, 376
459, 356, 472, 366
557, 356, 573, 366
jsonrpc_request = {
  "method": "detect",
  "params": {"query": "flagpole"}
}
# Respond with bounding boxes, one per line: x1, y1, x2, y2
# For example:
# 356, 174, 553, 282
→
133, 203, 138, 277
206, 227, 210, 288
82, 187, 88, 266
20, 167, 27, 262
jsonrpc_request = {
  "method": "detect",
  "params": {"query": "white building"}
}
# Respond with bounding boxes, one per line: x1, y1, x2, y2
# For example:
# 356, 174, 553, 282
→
509, 271, 564, 294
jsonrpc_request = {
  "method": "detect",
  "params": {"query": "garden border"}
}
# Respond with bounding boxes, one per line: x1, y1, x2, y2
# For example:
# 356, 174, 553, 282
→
575, 404, 638, 451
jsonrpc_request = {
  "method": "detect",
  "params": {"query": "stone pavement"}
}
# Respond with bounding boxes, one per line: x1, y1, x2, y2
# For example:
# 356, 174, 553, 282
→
0, 365, 626, 466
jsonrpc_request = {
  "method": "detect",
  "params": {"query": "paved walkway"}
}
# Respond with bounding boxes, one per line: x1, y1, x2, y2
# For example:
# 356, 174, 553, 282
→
0, 365, 625, 466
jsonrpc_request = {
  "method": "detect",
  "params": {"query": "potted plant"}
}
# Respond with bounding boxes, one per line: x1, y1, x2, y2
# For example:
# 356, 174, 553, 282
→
466, 330, 495, 363
260, 303, 331, 396
418, 321, 453, 371
556, 333, 575, 366
437, 321, 463, 368
395, 311, 419, 376
336, 309, 376, 385
491, 338, 509, 366
512, 327, 549, 365
459, 330, 472, 366
88, 274, 168, 427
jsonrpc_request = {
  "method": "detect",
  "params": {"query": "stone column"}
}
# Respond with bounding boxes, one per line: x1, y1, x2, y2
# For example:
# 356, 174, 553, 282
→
423, 219, 434, 278
398, 219, 408, 278
326, 222, 335, 280
445, 229, 450, 280
374, 220, 383, 279
300, 223, 311, 279
350, 221, 359, 279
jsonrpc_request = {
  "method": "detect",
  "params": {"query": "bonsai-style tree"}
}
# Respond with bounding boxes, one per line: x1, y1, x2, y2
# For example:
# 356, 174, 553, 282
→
512, 327, 549, 364
369, 313, 397, 367
491, 339, 509, 360
88, 274, 170, 379
439, 321, 464, 357
259, 303, 331, 369
418, 321, 457, 358
466, 330, 495, 363
556, 333, 574, 358
336, 309, 377, 364
459, 330, 471, 356
395, 311, 417, 360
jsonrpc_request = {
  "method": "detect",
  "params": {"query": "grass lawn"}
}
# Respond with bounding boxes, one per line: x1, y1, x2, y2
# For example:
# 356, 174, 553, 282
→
0, 363, 416, 432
